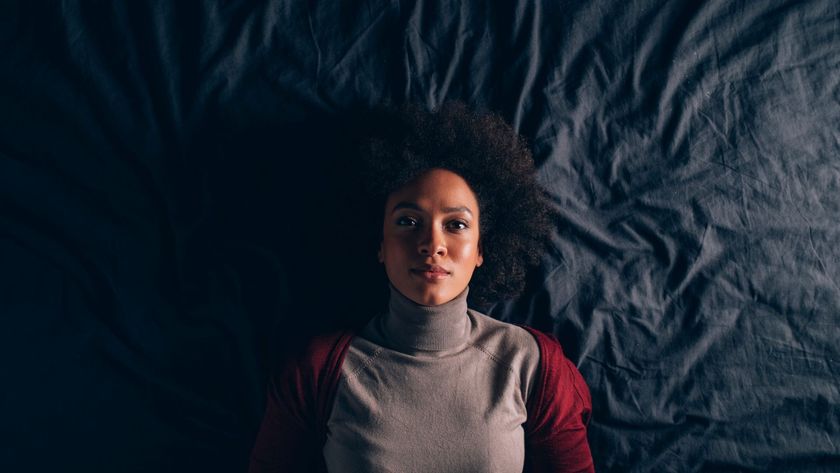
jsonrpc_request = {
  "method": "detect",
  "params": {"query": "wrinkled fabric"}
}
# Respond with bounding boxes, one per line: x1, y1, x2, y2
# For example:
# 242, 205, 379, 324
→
1, 1, 839, 472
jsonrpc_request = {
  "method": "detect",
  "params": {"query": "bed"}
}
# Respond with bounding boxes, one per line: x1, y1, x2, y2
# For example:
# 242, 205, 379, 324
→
2, 1, 838, 471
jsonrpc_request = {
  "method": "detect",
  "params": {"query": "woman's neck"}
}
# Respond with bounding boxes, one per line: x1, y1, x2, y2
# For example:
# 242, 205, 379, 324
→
381, 284, 470, 352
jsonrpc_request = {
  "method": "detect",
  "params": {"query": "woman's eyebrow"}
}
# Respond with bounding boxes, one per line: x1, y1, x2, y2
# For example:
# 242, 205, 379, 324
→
442, 206, 473, 216
391, 202, 473, 216
391, 202, 422, 213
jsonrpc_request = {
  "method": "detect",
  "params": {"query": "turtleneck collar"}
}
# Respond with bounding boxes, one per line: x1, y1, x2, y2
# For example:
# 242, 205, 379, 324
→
380, 284, 470, 352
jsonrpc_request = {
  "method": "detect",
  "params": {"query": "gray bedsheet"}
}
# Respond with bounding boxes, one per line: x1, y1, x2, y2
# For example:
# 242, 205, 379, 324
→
1, 1, 838, 471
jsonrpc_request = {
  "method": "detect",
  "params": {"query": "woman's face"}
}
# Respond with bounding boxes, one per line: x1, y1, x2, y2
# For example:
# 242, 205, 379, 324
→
379, 168, 483, 306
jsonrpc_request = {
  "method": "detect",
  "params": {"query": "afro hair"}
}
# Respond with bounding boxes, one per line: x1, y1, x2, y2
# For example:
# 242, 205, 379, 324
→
357, 101, 555, 306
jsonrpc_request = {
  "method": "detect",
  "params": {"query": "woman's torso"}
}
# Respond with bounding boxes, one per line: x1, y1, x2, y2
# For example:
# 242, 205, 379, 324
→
323, 303, 540, 473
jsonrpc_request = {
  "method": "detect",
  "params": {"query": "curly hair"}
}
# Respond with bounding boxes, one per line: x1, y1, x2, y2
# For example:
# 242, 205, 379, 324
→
357, 101, 554, 306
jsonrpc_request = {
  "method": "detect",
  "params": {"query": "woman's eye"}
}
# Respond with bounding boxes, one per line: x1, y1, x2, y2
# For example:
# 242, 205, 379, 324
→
396, 216, 418, 226
448, 220, 468, 231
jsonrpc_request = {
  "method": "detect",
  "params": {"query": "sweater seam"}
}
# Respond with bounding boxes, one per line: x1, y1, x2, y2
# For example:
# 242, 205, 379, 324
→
346, 345, 385, 381
466, 342, 525, 397
466, 342, 516, 374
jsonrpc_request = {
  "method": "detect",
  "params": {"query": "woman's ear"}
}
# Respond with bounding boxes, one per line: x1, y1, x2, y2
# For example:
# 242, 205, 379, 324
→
377, 242, 384, 263
476, 241, 483, 267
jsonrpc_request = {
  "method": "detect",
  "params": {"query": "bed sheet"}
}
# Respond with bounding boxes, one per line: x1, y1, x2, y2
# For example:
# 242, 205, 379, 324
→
1, 1, 839, 471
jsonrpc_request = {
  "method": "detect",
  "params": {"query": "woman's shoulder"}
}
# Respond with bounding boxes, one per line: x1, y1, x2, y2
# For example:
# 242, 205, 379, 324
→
269, 331, 356, 427
467, 309, 541, 358
466, 309, 541, 397
275, 331, 355, 388
468, 312, 573, 364
466, 311, 590, 409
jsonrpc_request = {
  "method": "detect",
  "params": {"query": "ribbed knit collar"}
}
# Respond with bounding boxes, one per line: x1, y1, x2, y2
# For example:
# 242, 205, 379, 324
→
381, 284, 470, 352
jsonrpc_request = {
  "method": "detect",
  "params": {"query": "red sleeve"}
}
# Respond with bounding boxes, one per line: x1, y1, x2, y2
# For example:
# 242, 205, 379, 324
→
248, 332, 353, 473
522, 327, 594, 473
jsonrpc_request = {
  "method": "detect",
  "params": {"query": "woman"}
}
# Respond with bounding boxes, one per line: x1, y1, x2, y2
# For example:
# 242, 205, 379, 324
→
249, 103, 593, 472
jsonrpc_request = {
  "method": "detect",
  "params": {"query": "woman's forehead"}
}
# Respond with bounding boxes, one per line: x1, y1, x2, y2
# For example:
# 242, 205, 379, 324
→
385, 169, 479, 213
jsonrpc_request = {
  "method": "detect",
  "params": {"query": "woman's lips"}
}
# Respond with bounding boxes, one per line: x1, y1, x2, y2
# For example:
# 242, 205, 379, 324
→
410, 266, 450, 280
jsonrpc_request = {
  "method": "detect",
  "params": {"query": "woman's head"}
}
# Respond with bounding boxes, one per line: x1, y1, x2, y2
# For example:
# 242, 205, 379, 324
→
359, 102, 554, 306
379, 168, 484, 306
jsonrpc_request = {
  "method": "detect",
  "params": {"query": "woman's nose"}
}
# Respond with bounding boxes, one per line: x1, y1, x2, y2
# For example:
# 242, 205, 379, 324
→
418, 227, 446, 256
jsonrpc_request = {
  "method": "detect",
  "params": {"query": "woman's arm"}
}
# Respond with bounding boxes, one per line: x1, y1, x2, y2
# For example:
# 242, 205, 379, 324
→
522, 327, 595, 473
249, 374, 320, 472
248, 332, 353, 473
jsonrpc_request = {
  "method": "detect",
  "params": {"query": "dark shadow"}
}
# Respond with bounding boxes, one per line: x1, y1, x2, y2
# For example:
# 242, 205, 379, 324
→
196, 108, 391, 369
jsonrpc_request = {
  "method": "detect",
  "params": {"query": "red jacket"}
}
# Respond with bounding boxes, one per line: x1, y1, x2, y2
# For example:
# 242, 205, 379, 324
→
249, 327, 594, 473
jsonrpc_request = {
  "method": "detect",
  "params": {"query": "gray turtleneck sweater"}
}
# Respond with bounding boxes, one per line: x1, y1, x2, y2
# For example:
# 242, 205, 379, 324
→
322, 285, 541, 472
